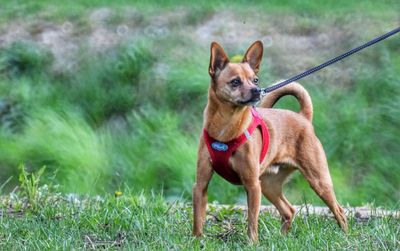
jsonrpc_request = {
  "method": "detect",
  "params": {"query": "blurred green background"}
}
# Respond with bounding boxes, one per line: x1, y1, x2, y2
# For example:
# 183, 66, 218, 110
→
0, 0, 399, 206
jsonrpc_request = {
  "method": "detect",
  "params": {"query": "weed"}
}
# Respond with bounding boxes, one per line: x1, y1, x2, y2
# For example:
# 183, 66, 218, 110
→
0, 42, 52, 78
18, 164, 46, 209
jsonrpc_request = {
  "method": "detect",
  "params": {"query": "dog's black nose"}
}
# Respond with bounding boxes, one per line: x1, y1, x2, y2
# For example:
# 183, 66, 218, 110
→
251, 87, 261, 95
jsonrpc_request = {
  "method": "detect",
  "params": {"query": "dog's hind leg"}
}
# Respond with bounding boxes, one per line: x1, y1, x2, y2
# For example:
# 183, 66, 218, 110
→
297, 137, 348, 233
260, 165, 296, 234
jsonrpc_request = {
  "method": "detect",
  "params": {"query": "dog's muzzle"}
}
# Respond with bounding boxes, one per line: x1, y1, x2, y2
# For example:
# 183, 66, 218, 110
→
239, 87, 261, 105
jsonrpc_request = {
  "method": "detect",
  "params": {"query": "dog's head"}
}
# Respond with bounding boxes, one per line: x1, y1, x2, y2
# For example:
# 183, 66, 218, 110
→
208, 41, 263, 106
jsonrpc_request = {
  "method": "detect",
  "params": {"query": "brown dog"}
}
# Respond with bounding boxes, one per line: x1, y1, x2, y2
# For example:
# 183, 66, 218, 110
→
192, 41, 348, 242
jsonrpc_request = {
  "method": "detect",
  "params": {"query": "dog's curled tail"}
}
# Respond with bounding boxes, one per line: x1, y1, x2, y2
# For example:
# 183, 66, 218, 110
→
260, 82, 313, 122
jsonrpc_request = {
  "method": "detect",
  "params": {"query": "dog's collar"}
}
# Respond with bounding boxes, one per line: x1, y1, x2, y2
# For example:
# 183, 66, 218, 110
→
203, 108, 269, 185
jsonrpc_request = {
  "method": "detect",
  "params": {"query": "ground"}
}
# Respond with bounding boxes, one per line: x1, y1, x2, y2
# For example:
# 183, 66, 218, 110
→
1, 189, 399, 249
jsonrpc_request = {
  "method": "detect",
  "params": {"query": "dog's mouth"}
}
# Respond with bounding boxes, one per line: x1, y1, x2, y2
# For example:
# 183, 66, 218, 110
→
238, 97, 260, 106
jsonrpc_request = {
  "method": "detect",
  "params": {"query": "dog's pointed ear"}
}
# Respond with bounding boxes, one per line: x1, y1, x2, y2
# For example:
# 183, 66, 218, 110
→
209, 42, 229, 78
242, 41, 263, 73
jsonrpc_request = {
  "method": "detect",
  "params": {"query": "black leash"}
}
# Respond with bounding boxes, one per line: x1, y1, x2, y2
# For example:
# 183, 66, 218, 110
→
261, 26, 400, 96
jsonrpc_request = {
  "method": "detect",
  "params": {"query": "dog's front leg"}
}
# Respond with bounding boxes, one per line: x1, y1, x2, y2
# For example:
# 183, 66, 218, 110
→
193, 152, 213, 237
243, 177, 261, 242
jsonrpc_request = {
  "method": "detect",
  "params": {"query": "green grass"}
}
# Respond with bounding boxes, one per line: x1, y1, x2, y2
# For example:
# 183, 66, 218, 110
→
0, 0, 398, 23
0, 1, 399, 207
1, 190, 399, 250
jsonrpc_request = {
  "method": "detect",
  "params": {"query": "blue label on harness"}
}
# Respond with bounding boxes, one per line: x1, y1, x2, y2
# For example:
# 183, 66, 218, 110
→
211, 142, 228, 151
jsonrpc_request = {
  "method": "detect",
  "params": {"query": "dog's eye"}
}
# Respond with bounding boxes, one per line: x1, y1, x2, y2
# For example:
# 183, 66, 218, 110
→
230, 78, 241, 87
253, 77, 259, 85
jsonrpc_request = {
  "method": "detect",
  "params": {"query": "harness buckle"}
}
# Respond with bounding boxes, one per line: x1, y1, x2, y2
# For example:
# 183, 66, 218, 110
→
244, 130, 251, 140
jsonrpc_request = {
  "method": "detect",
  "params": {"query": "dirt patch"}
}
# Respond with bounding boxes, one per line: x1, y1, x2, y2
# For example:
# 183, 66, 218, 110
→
0, 7, 394, 82
193, 11, 392, 85
207, 204, 400, 219
193, 11, 354, 83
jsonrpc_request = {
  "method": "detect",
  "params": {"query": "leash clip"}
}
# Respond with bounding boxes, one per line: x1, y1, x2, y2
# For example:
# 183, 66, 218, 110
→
260, 87, 268, 97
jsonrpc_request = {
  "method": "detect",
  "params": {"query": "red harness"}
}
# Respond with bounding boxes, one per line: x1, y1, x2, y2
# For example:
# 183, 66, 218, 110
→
203, 108, 269, 185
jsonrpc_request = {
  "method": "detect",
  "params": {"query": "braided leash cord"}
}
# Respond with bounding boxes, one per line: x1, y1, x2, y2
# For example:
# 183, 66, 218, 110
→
261, 27, 400, 96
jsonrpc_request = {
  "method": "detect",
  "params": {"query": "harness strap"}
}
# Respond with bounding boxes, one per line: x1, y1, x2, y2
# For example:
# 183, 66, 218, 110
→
203, 108, 269, 185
